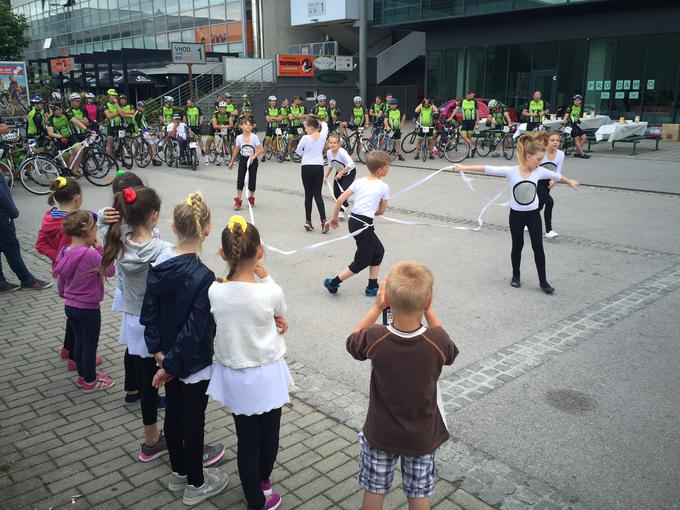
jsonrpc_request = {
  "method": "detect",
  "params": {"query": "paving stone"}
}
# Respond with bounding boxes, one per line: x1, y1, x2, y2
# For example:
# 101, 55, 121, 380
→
451, 489, 496, 510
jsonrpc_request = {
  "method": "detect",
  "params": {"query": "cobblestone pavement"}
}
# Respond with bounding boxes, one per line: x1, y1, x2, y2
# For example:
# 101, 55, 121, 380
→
0, 232, 496, 510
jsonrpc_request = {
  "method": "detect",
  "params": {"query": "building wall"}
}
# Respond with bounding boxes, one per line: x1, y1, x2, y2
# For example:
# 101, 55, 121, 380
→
260, 0, 327, 58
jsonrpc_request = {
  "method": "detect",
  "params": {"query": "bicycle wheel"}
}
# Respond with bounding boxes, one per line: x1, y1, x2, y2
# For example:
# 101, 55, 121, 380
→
444, 138, 468, 164
191, 149, 198, 171
156, 138, 168, 163
475, 132, 493, 157
400, 131, 418, 153
164, 142, 178, 167
134, 140, 152, 168
356, 138, 369, 164
84, 151, 116, 186
19, 157, 60, 195
502, 134, 515, 160
7, 103, 16, 117
120, 139, 134, 169
0, 161, 13, 190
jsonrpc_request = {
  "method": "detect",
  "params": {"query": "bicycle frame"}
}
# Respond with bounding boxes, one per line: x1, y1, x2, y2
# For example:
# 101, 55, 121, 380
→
51, 133, 98, 173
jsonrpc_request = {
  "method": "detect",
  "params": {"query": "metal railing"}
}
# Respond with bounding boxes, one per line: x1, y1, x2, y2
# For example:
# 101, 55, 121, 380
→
288, 41, 338, 56
148, 61, 224, 109
196, 59, 275, 109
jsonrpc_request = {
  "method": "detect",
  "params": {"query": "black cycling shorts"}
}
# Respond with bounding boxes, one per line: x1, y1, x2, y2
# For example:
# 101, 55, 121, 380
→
55, 135, 80, 151
570, 125, 585, 138
188, 125, 202, 137
461, 120, 476, 133
390, 129, 401, 140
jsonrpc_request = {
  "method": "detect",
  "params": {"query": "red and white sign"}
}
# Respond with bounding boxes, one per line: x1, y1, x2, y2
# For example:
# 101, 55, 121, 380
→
277, 54, 314, 77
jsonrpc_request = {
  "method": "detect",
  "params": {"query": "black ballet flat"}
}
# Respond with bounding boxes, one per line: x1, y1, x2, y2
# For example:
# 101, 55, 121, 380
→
511, 276, 521, 288
540, 282, 555, 294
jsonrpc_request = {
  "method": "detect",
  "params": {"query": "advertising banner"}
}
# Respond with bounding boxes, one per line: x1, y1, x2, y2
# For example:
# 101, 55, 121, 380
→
0, 62, 30, 117
50, 57, 74, 74
314, 56, 335, 71
335, 56, 353, 72
277, 55, 314, 77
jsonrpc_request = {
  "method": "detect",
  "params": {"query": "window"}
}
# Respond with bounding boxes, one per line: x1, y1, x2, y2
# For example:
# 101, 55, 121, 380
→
643, 33, 680, 123
466, 48, 485, 97
507, 44, 532, 110
556, 39, 586, 110
485, 46, 508, 104
584, 37, 616, 114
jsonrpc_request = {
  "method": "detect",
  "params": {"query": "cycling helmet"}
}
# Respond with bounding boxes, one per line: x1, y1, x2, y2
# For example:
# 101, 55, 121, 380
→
488, 99, 498, 109
353, 96, 362, 103
573, 94, 583, 100
268, 95, 277, 101
389, 98, 398, 104
137, 101, 146, 107
242, 94, 248, 98
225, 93, 232, 98
107, 88, 118, 96
31, 94, 44, 103
85, 92, 95, 99
69, 92, 81, 101
50, 103, 63, 110
317, 94, 326, 101
329, 99, 336, 105
51, 91, 62, 101
218, 101, 227, 107
119, 94, 127, 101
243, 107, 252, 113
164, 95, 174, 103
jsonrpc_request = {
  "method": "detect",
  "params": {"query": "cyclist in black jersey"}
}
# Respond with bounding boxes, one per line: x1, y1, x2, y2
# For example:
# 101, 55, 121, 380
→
369, 96, 385, 126
262, 95, 283, 162
563, 94, 590, 159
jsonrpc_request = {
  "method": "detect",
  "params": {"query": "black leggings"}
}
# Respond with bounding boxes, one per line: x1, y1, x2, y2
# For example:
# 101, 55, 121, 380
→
537, 180, 554, 233
508, 209, 547, 284
124, 348, 139, 392
333, 171, 356, 209
134, 356, 159, 426
165, 378, 209, 487
301, 164, 326, 222
233, 408, 282, 510
63, 317, 75, 361
348, 214, 385, 274
237, 156, 258, 192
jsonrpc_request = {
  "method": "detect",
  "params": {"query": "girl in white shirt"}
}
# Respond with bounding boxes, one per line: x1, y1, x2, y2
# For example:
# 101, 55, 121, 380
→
454, 133, 579, 294
538, 130, 565, 239
228, 119, 262, 211
324, 133, 356, 220
207, 216, 290, 510
295, 115, 329, 233
325, 151, 391, 297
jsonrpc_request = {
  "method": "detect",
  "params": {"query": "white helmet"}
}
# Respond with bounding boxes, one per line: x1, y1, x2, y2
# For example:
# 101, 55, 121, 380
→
268, 95, 277, 101
225, 92, 233, 98
329, 99, 336, 105
164, 95, 174, 103
51, 91, 62, 100
317, 94, 326, 101
218, 101, 227, 107
69, 92, 81, 101
488, 99, 498, 109
85, 92, 95, 99
353, 96, 362, 103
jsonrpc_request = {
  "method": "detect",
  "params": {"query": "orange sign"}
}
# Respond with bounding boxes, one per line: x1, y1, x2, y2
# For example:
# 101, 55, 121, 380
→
51, 57, 74, 74
277, 55, 314, 77
195, 22, 253, 53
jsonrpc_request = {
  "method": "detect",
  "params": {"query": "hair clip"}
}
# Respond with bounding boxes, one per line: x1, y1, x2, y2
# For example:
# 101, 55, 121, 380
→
186, 195, 193, 206
54, 176, 67, 188
122, 187, 137, 203
116, 170, 126, 176
227, 215, 248, 233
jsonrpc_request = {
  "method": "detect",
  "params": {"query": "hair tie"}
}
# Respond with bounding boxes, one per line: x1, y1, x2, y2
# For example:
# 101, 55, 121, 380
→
227, 215, 248, 233
122, 187, 137, 203
186, 195, 194, 207
54, 176, 67, 188
116, 170, 126, 176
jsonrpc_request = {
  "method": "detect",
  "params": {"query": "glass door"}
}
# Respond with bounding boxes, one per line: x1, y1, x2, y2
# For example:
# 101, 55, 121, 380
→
531, 70, 558, 112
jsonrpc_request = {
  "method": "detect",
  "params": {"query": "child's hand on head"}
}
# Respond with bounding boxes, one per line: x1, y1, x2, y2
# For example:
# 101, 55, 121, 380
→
103, 207, 120, 224
274, 316, 288, 334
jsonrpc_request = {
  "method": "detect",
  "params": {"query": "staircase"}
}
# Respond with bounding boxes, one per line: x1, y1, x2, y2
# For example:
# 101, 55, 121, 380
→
196, 59, 275, 111
369, 31, 425, 84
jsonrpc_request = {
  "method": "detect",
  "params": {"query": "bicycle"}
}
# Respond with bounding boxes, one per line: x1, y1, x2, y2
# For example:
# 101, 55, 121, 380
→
209, 128, 235, 164
111, 126, 134, 169
164, 133, 199, 171
0, 96, 28, 117
130, 131, 156, 168
289, 126, 304, 163
340, 126, 369, 162
0, 130, 25, 190
267, 127, 287, 163
376, 129, 399, 161
400, 120, 421, 154
559, 128, 575, 156
475, 124, 515, 160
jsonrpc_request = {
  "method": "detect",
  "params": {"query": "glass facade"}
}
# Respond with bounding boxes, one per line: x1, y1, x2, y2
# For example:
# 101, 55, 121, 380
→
427, 33, 680, 123
374, 0, 604, 26
12, 0, 254, 60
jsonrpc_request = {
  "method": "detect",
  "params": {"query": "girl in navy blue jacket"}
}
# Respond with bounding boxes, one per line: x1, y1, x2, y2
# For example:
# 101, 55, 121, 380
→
140, 192, 229, 506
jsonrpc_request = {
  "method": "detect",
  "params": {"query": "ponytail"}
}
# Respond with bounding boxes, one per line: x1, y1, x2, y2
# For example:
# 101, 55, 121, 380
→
516, 133, 547, 166
101, 191, 126, 273
221, 216, 261, 280
173, 191, 211, 243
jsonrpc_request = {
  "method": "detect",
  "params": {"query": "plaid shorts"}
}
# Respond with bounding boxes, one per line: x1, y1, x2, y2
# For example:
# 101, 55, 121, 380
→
358, 433, 436, 499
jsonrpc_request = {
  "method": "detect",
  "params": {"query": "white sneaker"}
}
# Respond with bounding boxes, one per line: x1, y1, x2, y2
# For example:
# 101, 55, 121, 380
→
545, 230, 559, 238
182, 468, 229, 506
524, 226, 528, 232
168, 472, 187, 492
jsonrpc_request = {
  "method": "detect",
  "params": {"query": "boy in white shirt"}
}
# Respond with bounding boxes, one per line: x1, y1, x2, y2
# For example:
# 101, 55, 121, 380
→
325, 151, 391, 297
167, 114, 190, 161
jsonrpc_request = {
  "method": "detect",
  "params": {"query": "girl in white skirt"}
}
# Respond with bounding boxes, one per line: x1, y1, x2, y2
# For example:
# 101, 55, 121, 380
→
207, 215, 290, 510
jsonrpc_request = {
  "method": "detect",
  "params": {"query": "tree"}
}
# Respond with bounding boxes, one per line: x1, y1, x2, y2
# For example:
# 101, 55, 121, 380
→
0, 3, 31, 61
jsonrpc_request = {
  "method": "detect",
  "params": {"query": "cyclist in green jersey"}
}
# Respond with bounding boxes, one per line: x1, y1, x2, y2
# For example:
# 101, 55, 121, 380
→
287, 96, 306, 156
159, 96, 175, 126
414, 97, 438, 160
223, 93, 238, 118
312, 95, 329, 122
328, 99, 340, 133
118, 95, 135, 130
65, 92, 89, 136
563, 94, 590, 159
339, 96, 369, 138
262, 95, 283, 162
26, 94, 47, 139
183, 97, 206, 161
241, 94, 251, 111
238, 107, 257, 133
210, 101, 233, 166
383, 97, 405, 161
486, 99, 512, 129
522, 90, 549, 131
133, 101, 162, 166
455, 90, 478, 157
47, 104, 81, 169
369, 95, 385, 125
103, 88, 121, 156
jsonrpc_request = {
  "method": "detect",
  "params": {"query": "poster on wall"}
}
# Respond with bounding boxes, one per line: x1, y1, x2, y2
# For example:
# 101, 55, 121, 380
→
587, 81, 594, 91
629, 91, 639, 99
632, 80, 640, 89
335, 56, 353, 72
615, 91, 625, 99
0, 62, 30, 117
314, 56, 335, 71
623, 80, 631, 90
596, 81, 603, 90
647, 79, 655, 90
616, 80, 623, 89
600, 92, 610, 99
50, 57, 74, 74
277, 54, 314, 77
604, 81, 611, 90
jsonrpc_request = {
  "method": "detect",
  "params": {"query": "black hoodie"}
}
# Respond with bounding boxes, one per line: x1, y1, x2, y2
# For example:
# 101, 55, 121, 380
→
140, 252, 216, 379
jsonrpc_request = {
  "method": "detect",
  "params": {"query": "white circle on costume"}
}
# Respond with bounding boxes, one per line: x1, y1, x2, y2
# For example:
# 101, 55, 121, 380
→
541, 161, 557, 171
513, 181, 537, 206
240, 144, 255, 157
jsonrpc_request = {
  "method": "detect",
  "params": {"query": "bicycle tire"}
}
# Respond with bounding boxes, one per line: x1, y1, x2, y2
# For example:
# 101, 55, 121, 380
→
0, 161, 13, 190
502, 135, 515, 160
164, 142, 178, 167
19, 156, 60, 195
134, 140, 152, 168
120, 139, 134, 169
84, 151, 116, 186
475, 132, 493, 157
191, 149, 198, 171
444, 139, 468, 164
401, 131, 418, 153
421, 138, 429, 162
356, 138, 370, 164
156, 138, 168, 163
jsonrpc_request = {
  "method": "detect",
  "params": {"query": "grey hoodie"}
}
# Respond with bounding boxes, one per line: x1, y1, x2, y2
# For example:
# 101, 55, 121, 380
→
118, 234, 174, 316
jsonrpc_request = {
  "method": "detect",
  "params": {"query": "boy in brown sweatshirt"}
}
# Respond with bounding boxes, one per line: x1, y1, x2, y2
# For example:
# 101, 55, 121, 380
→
347, 261, 459, 510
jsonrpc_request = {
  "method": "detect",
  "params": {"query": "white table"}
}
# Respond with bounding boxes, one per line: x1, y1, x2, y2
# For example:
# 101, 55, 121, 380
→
579, 115, 611, 131
595, 121, 648, 145
512, 115, 612, 139
513, 118, 562, 139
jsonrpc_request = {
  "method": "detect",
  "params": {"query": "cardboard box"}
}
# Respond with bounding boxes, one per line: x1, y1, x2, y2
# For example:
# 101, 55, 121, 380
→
662, 123, 679, 142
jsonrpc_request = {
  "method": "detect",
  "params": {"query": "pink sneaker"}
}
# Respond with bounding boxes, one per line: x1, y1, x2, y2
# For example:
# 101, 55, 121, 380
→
68, 356, 103, 371
77, 372, 108, 388
60, 347, 69, 359
82, 374, 115, 393
262, 493, 281, 510
261, 480, 272, 497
